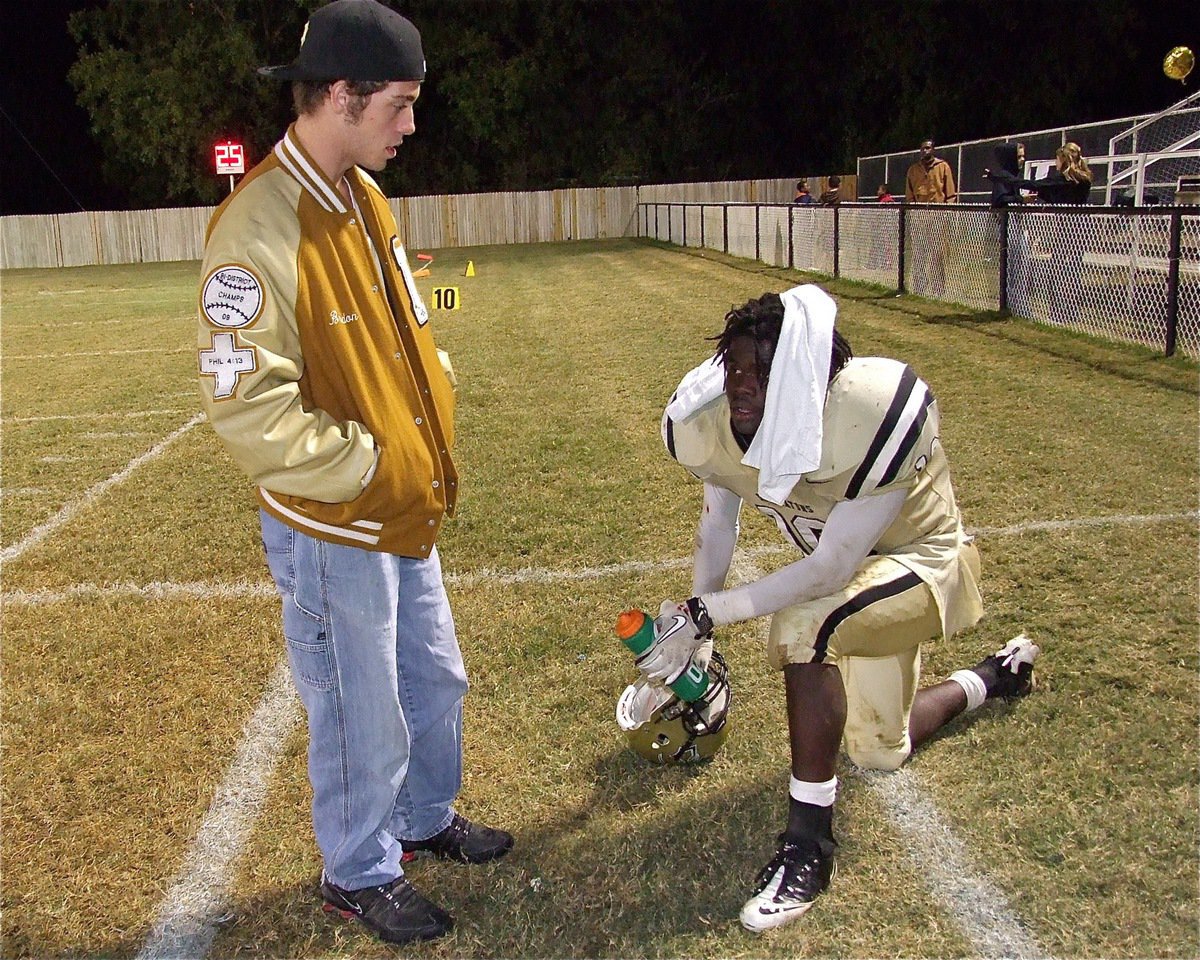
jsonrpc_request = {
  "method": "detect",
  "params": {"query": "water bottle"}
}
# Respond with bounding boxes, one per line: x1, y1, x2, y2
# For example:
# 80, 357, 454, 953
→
615, 609, 710, 702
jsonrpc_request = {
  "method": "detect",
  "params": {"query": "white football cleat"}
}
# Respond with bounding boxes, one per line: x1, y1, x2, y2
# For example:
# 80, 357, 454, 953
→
739, 836, 835, 933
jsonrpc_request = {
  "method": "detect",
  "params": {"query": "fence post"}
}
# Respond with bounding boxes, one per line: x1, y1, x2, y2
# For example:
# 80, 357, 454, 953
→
755, 205, 761, 262
654, 203, 659, 239
897, 205, 906, 293
998, 208, 1010, 313
723, 205, 729, 254
788, 205, 794, 269
832, 205, 840, 278
1165, 208, 1182, 357
700, 203, 706, 249
682, 203, 688, 248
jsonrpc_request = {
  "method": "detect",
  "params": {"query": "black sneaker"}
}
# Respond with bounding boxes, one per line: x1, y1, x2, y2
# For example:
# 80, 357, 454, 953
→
739, 836, 835, 933
401, 812, 513, 864
320, 873, 452, 944
974, 634, 1041, 701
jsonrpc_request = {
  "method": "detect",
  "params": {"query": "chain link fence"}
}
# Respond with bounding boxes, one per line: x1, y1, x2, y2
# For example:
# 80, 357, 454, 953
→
638, 201, 1199, 358
857, 97, 1200, 207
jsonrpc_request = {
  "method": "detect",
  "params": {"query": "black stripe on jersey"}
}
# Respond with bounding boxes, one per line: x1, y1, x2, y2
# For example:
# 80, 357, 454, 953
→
812, 570, 924, 662
665, 415, 677, 460
876, 384, 933, 488
845, 364, 917, 500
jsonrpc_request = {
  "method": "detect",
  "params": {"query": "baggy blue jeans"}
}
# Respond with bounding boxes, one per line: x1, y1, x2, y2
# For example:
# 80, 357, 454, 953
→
260, 510, 468, 889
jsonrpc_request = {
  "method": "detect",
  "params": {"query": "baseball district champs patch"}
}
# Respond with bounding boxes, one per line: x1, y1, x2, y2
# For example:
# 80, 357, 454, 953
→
201, 264, 264, 328
200, 264, 263, 400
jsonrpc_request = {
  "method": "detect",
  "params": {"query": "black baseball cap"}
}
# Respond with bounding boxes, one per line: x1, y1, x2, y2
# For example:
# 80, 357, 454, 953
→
259, 0, 425, 82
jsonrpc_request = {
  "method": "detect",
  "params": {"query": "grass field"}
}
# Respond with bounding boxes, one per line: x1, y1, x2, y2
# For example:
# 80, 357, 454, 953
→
2, 237, 1197, 959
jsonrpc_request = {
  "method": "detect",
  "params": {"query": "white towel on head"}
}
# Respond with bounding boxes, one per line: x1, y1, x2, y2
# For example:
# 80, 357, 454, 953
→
742, 284, 836, 503
663, 284, 836, 505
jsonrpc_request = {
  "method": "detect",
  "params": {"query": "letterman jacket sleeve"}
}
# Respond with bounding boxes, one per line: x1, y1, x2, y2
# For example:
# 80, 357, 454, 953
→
198, 176, 376, 503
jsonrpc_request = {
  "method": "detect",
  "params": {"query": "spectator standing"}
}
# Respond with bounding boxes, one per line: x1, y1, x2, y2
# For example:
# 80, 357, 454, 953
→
904, 140, 957, 297
984, 142, 1032, 317
793, 180, 817, 205
1021, 142, 1093, 205
818, 175, 842, 206
868, 184, 897, 269
196, 0, 512, 946
1015, 142, 1094, 324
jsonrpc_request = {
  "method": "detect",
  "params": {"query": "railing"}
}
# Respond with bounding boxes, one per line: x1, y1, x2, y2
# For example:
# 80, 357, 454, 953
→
638, 201, 1200, 359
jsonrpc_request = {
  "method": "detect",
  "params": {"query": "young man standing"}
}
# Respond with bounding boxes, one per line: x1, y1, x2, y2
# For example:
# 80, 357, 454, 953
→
197, 0, 511, 945
643, 286, 1039, 932
818, 175, 842, 206
905, 139, 958, 297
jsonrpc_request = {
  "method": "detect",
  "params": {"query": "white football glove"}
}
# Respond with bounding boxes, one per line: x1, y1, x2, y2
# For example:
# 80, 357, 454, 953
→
636, 598, 715, 685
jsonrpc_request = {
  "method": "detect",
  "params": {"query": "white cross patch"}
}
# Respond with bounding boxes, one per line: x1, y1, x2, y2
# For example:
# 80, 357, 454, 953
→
200, 332, 257, 399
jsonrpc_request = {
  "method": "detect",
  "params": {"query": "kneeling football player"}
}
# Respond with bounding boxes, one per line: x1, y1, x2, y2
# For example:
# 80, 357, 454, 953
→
637, 285, 1039, 932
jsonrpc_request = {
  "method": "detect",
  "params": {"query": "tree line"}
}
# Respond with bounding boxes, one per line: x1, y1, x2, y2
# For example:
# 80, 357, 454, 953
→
67, 0, 1182, 208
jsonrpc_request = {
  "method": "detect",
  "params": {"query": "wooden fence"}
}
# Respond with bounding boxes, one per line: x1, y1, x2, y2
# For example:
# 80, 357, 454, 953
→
639, 176, 856, 205
0, 178, 852, 270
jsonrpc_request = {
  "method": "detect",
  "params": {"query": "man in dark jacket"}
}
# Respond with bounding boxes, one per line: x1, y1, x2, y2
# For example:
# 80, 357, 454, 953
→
818, 176, 842, 206
985, 142, 1026, 206
983, 143, 1031, 316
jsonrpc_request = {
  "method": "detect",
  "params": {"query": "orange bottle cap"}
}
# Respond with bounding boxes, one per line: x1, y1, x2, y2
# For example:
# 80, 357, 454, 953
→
615, 609, 647, 639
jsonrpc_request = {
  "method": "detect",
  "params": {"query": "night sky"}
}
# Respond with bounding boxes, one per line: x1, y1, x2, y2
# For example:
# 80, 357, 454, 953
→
2, 1, 1196, 216
1, 0, 123, 215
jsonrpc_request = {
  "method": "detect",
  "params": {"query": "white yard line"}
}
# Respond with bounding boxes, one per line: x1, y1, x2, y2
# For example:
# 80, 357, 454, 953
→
863, 767, 1049, 959
730, 553, 1048, 960
4, 511, 1195, 608
117, 507, 1198, 959
35, 286, 138, 295
15, 314, 194, 326
1, 579, 275, 607
5, 346, 190, 360
24, 318, 129, 326
969, 511, 1198, 537
134, 659, 301, 960
0, 508, 1176, 953
0, 412, 205, 565
5, 409, 194, 424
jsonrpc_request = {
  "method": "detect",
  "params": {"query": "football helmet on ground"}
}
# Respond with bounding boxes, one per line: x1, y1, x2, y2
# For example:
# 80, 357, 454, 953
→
615, 651, 732, 764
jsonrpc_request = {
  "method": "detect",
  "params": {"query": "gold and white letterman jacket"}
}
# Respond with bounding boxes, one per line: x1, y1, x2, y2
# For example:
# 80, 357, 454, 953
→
197, 125, 456, 559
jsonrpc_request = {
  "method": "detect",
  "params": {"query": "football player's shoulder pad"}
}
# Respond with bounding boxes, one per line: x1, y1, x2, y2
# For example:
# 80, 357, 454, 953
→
663, 397, 726, 472
804, 356, 918, 482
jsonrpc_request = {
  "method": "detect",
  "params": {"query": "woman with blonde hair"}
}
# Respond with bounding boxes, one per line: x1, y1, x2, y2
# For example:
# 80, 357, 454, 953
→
1021, 142, 1094, 323
1041, 142, 1093, 202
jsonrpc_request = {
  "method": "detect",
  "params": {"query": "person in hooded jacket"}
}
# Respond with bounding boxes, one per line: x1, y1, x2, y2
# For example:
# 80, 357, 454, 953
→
983, 143, 1032, 317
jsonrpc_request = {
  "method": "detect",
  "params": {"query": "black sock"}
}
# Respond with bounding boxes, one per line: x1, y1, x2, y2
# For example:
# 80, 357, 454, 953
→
785, 798, 836, 855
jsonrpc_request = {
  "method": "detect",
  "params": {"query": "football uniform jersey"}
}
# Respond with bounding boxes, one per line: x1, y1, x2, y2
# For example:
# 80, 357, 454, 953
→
664, 356, 982, 638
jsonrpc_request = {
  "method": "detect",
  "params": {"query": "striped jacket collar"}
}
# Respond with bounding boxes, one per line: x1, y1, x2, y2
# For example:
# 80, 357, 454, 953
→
273, 124, 358, 215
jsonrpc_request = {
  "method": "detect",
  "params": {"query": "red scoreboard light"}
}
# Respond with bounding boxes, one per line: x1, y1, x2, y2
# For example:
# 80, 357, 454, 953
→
214, 141, 245, 175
